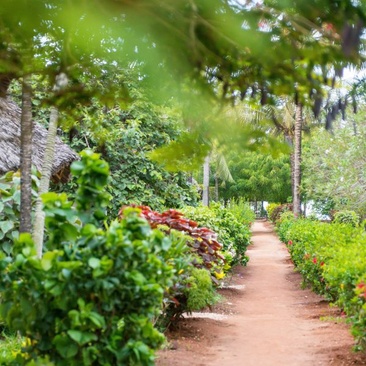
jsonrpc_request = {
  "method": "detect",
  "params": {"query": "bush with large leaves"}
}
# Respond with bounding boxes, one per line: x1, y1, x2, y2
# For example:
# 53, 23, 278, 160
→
0, 151, 183, 366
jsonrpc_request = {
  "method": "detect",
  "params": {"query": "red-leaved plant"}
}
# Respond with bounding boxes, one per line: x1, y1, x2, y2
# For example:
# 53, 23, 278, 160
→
119, 205, 225, 279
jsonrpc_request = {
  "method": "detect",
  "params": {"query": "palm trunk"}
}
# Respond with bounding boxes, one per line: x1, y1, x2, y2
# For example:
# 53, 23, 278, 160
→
290, 152, 295, 202
20, 75, 33, 233
214, 173, 219, 202
293, 103, 303, 217
32, 106, 59, 258
202, 154, 210, 206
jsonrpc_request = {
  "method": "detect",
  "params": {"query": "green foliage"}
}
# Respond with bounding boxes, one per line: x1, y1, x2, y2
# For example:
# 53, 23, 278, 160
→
302, 121, 366, 218
0, 330, 25, 365
181, 204, 251, 267
266, 203, 280, 222
226, 198, 255, 226
0, 151, 180, 366
185, 268, 219, 311
220, 151, 292, 204
59, 99, 198, 215
275, 211, 296, 243
277, 218, 366, 349
333, 210, 360, 227
121, 205, 225, 327
0, 171, 39, 256
362, 219, 366, 231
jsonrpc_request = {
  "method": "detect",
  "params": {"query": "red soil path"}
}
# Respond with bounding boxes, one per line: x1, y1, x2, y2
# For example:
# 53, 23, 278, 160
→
157, 220, 366, 366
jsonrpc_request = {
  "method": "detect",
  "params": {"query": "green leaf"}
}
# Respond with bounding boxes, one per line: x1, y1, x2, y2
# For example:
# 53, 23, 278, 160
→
70, 160, 85, 174
68, 310, 81, 327
67, 330, 98, 345
41, 192, 60, 203
88, 257, 100, 269
53, 334, 79, 358
41, 251, 59, 271
161, 237, 171, 251
1, 241, 12, 255
0, 220, 14, 234
58, 260, 83, 270
88, 312, 106, 329
127, 270, 146, 285
61, 223, 79, 240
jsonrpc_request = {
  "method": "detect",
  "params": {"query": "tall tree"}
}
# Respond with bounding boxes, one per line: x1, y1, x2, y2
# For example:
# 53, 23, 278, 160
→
293, 103, 303, 217
19, 75, 33, 233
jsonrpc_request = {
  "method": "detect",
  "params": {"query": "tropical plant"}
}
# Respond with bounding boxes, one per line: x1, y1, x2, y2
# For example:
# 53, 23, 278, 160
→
122, 205, 226, 280
119, 205, 225, 327
0, 151, 182, 365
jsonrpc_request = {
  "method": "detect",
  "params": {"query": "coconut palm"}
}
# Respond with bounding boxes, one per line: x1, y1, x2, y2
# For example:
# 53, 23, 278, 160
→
265, 100, 318, 215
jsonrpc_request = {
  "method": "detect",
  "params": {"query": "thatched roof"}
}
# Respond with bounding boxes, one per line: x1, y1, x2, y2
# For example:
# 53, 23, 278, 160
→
0, 97, 79, 183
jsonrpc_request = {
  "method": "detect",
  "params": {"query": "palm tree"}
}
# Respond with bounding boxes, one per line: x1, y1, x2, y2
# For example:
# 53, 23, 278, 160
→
293, 103, 303, 217
202, 148, 234, 206
259, 99, 314, 216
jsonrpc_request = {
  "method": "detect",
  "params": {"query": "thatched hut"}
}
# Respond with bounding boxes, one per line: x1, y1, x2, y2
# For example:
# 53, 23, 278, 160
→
0, 97, 79, 183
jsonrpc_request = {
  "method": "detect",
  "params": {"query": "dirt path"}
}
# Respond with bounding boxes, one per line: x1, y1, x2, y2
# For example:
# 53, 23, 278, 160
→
157, 220, 366, 366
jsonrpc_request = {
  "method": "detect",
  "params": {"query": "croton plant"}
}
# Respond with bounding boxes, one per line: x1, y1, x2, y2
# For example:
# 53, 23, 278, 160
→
119, 205, 226, 283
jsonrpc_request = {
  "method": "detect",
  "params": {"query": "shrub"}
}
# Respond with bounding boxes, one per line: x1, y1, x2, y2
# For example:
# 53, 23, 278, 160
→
181, 204, 251, 266
333, 210, 360, 227
269, 203, 293, 223
0, 151, 180, 366
266, 203, 280, 222
185, 268, 219, 311
121, 205, 226, 278
226, 198, 255, 226
119, 205, 224, 327
277, 217, 366, 349
275, 211, 296, 243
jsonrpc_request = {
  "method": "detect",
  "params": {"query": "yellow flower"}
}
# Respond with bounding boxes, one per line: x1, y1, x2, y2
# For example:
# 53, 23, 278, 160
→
214, 271, 225, 280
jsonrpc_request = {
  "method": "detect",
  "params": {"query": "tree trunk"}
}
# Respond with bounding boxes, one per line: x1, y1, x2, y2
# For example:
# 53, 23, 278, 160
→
32, 73, 67, 258
290, 152, 295, 203
32, 106, 59, 258
293, 103, 303, 217
20, 75, 33, 233
214, 173, 219, 202
202, 154, 210, 206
